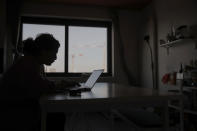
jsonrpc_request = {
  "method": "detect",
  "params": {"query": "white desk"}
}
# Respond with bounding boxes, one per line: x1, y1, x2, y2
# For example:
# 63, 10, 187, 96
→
40, 82, 182, 131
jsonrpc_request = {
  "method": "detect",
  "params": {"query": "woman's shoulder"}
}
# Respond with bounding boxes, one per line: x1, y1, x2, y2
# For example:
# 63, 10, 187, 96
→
5, 56, 40, 75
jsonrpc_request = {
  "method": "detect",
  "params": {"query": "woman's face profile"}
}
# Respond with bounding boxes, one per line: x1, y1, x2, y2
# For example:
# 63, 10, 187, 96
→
42, 48, 59, 65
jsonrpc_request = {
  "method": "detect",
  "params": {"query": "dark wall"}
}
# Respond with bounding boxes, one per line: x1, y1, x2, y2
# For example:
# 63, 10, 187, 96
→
0, 0, 6, 73
0, 48, 3, 73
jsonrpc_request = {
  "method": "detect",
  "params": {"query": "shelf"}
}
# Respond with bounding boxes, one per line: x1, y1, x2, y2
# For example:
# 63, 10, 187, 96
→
183, 86, 197, 90
160, 38, 196, 55
166, 86, 192, 92
169, 104, 197, 115
160, 39, 193, 48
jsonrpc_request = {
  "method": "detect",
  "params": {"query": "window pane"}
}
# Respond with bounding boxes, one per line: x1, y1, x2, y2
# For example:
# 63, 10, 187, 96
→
22, 24, 65, 73
68, 26, 107, 73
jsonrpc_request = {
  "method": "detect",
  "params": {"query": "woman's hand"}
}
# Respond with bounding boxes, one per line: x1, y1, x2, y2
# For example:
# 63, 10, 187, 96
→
56, 80, 80, 89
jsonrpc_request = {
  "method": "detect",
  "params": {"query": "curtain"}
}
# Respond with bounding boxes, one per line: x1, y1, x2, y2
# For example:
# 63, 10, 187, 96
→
111, 10, 136, 86
6, 0, 22, 63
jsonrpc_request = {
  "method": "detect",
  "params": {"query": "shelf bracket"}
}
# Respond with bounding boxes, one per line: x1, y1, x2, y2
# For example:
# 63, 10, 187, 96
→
194, 39, 197, 49
167, 47, 169, 55
165, 46, 171, 55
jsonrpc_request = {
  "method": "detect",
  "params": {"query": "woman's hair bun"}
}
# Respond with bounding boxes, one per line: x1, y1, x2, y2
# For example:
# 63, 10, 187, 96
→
23, 38, 37, 55
22, 33, 60, 56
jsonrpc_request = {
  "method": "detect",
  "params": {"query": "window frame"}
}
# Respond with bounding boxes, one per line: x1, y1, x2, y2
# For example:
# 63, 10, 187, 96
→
21, 16, 112, 77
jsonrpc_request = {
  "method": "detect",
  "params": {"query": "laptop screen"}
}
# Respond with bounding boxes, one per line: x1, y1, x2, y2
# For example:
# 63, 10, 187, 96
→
84, 69, 104, 88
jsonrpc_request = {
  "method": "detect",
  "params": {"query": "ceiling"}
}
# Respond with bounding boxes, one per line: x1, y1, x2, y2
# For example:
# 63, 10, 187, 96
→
30, 0, 152, 9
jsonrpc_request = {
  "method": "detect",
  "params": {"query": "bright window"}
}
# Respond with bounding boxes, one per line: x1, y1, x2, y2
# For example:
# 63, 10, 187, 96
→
68, 26, 107, 73
22, 24, 65, 73
21, 17, 112, 76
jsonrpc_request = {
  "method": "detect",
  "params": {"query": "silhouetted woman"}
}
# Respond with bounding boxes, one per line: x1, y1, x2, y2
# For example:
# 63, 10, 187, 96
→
1, 33, 65, 131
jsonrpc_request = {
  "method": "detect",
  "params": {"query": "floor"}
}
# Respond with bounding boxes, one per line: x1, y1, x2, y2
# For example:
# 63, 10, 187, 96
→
63, 112, 180, 131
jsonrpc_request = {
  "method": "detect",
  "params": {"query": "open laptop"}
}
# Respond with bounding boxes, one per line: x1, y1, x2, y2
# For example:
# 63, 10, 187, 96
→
69, 69, 104, 92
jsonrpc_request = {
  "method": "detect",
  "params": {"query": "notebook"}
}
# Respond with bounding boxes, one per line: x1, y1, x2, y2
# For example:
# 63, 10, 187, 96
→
69, 69, 104, 92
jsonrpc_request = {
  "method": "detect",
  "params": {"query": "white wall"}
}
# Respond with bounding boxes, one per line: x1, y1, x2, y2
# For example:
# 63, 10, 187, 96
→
139, 0, 197, 89
139, 3, 157, 88
19, 2, 141, 84
154, 0, 197, 88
